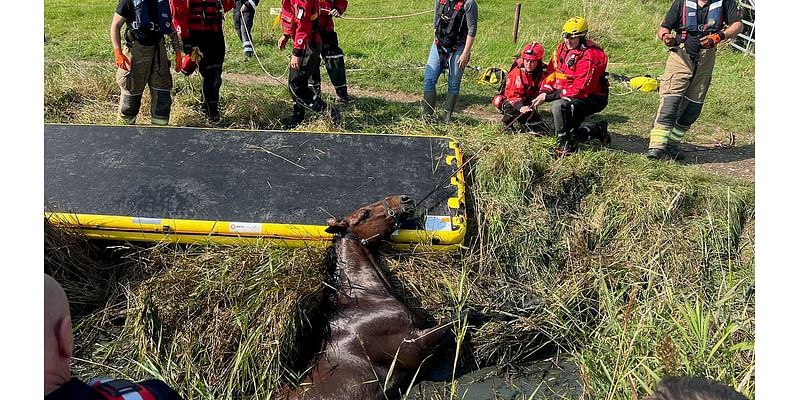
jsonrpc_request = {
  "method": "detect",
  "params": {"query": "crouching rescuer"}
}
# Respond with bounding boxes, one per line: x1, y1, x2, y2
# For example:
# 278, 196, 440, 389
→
492, 42, 547, 133
532, 17, 610, 155
646, 0, 743, 160
111, 0, 182, 125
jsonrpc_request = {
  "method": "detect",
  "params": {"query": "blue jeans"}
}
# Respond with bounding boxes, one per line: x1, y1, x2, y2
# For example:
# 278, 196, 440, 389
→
423, 42, 465, 95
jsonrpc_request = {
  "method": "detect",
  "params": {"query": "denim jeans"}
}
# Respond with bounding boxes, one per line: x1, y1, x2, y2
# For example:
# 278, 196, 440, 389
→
423, 42, 465, 95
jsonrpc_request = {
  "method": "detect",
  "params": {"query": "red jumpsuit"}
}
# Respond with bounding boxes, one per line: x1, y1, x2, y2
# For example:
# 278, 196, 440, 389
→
171, 0, 234, 120
499, 60, 546, 131
540, 39, 609, 147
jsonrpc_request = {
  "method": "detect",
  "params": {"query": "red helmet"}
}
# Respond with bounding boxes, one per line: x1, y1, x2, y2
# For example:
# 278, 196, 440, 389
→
492, 94, 506, 110
180, 54, 197, 76
521, 42, 545, 61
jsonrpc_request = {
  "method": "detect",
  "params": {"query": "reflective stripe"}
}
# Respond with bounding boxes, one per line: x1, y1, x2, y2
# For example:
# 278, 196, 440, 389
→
708, 1, 722, 11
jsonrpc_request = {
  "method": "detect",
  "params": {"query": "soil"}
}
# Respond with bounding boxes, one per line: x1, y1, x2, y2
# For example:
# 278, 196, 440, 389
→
225, 72, 755, 182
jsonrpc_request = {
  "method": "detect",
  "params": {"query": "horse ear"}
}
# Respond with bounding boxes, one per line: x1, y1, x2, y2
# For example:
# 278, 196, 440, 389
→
325, 217, 346, 234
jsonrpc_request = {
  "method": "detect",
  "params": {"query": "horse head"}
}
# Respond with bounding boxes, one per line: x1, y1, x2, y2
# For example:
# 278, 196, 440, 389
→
325, 195, 416, 245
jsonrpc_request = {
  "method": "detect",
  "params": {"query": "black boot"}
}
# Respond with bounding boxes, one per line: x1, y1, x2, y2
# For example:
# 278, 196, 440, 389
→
284, 104, 305, 129
335, 87, 353, 104
646, 145, 684, 161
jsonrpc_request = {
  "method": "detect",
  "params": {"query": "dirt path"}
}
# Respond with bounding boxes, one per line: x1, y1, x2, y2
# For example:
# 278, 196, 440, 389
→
225, 72, 754, 182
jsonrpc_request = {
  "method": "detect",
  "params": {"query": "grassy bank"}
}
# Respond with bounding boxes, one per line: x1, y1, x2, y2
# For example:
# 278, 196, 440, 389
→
44, 0, 755, 398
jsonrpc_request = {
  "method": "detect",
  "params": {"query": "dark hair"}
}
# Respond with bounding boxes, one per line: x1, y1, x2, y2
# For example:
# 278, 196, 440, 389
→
646, 376, 748, 400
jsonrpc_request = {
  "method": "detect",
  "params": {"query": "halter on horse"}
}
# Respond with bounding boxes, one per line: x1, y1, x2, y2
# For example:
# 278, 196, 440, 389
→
286, 195, 454, 400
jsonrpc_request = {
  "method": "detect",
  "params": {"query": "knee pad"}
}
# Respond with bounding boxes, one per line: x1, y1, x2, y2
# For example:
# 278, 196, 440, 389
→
151, 88, 172, 125
120, 93, 142, 119
655, 95, 683, 128
676, 100, 704, 128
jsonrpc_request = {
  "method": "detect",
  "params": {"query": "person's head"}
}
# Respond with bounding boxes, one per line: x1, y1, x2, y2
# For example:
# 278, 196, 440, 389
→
44, 274, 73, 395
562, 16, 588, 49
645, 376, 749, 400
520, 42, 544, 71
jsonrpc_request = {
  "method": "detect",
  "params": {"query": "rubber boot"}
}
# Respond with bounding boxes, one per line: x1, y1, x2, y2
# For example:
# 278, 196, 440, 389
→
422, 91, 437, 122
442, 93, 459, 123
284, 104, 305, 129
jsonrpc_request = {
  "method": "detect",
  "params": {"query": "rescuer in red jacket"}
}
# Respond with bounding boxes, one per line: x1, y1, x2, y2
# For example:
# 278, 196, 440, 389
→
532, 17, 611, 155
492, 42, 547, 133
309, 0, 352, 103
171, 0, 234, 123
278, 0, 341, 129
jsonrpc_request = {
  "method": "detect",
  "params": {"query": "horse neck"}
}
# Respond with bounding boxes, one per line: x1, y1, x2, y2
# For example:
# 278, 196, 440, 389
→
333, 237, 394, 297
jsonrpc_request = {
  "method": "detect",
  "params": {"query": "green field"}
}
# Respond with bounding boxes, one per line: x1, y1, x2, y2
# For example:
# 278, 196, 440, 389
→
44, 0, 755, 399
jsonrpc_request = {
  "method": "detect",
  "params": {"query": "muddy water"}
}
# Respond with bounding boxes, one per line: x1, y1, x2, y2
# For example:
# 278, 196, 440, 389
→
409, 358, 586, 400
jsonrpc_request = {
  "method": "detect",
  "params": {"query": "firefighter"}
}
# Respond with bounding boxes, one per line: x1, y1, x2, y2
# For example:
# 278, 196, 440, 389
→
110, 0, 182, 125
492, 42, 547, 133
171, 0, 234, 123
45, 274, 184, 400
309, 0, 352, 103
278, 0, 341, 129
646, 0, 743, 160
421, 0, 478, 123
233, 0, 259, 61
532, 17, 610, 155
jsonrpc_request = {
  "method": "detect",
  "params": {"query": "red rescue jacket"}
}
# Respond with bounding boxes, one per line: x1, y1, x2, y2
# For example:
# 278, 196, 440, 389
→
540, 39, 608, 99
171, 0, 234, 39
280, 0, 321, 55
318, 0, 347, 32
503, 59, 545, 110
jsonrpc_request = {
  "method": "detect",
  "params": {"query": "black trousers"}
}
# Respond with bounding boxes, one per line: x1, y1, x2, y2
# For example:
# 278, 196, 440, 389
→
194, 30, 226, 116
288, 42, 327, 117
550, 94, 608, 142
310, 31, 347, 94
233, 0, 256, 50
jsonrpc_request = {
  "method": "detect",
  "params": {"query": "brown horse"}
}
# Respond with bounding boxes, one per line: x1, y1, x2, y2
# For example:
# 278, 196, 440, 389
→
287, 195, 454, 400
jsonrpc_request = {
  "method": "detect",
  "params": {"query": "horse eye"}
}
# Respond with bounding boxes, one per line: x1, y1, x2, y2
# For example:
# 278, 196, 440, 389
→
361, 210, 370, 219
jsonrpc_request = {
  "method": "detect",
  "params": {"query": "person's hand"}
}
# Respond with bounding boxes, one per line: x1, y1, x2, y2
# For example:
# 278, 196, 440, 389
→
290, 54, 300, 70
661, 32, 676, 47
519, 105, 532, 114
114, 48, 129, 71
278, 35, 289, 50
699, 32, 723, 49
174, 50, 182, 72
457, 50, 471, 70
531, 93, 547, 108
328, 7, 341, 17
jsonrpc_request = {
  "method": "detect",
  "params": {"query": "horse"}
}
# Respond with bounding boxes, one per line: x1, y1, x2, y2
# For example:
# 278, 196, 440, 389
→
286, 195, 454, 400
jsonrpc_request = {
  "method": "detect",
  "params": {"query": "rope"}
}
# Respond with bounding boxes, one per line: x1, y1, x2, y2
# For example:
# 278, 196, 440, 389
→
327, 8, 434, 21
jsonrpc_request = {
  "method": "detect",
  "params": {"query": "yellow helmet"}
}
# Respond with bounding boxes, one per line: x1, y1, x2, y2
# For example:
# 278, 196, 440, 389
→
562, 17, 588, 38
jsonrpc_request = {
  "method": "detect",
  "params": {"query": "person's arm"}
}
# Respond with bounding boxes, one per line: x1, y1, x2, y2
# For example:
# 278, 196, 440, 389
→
110, 13, 129, 71
457, 0, 477, 70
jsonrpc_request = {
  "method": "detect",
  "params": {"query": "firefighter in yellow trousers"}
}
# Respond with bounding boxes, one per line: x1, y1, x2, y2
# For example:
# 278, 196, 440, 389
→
646, 0, 743, 160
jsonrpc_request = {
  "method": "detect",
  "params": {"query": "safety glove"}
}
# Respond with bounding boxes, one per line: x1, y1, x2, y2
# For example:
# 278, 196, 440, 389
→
661, 32, 676, 47
114, 48, 130, 71
699, 32, 724, 49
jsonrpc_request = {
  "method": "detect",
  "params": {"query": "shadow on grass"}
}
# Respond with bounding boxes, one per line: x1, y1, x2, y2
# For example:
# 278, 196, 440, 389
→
608, 130, 755, 166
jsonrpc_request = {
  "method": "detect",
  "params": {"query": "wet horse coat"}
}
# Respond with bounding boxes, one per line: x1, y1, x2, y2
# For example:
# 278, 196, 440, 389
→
288, 195, 452, 400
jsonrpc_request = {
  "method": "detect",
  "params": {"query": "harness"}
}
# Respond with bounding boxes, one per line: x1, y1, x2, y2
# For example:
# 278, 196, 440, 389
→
90, 378, 172, 400
131, 0, 173, 33
187, 0, 226, 32
434, 0, 466, 68
676, 0, 723, 44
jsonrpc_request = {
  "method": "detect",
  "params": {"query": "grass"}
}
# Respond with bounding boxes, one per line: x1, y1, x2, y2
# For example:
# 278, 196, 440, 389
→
44, 0, 755, 399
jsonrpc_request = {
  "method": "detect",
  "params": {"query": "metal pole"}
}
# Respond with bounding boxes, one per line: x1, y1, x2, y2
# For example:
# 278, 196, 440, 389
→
512, 3, 521, 43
